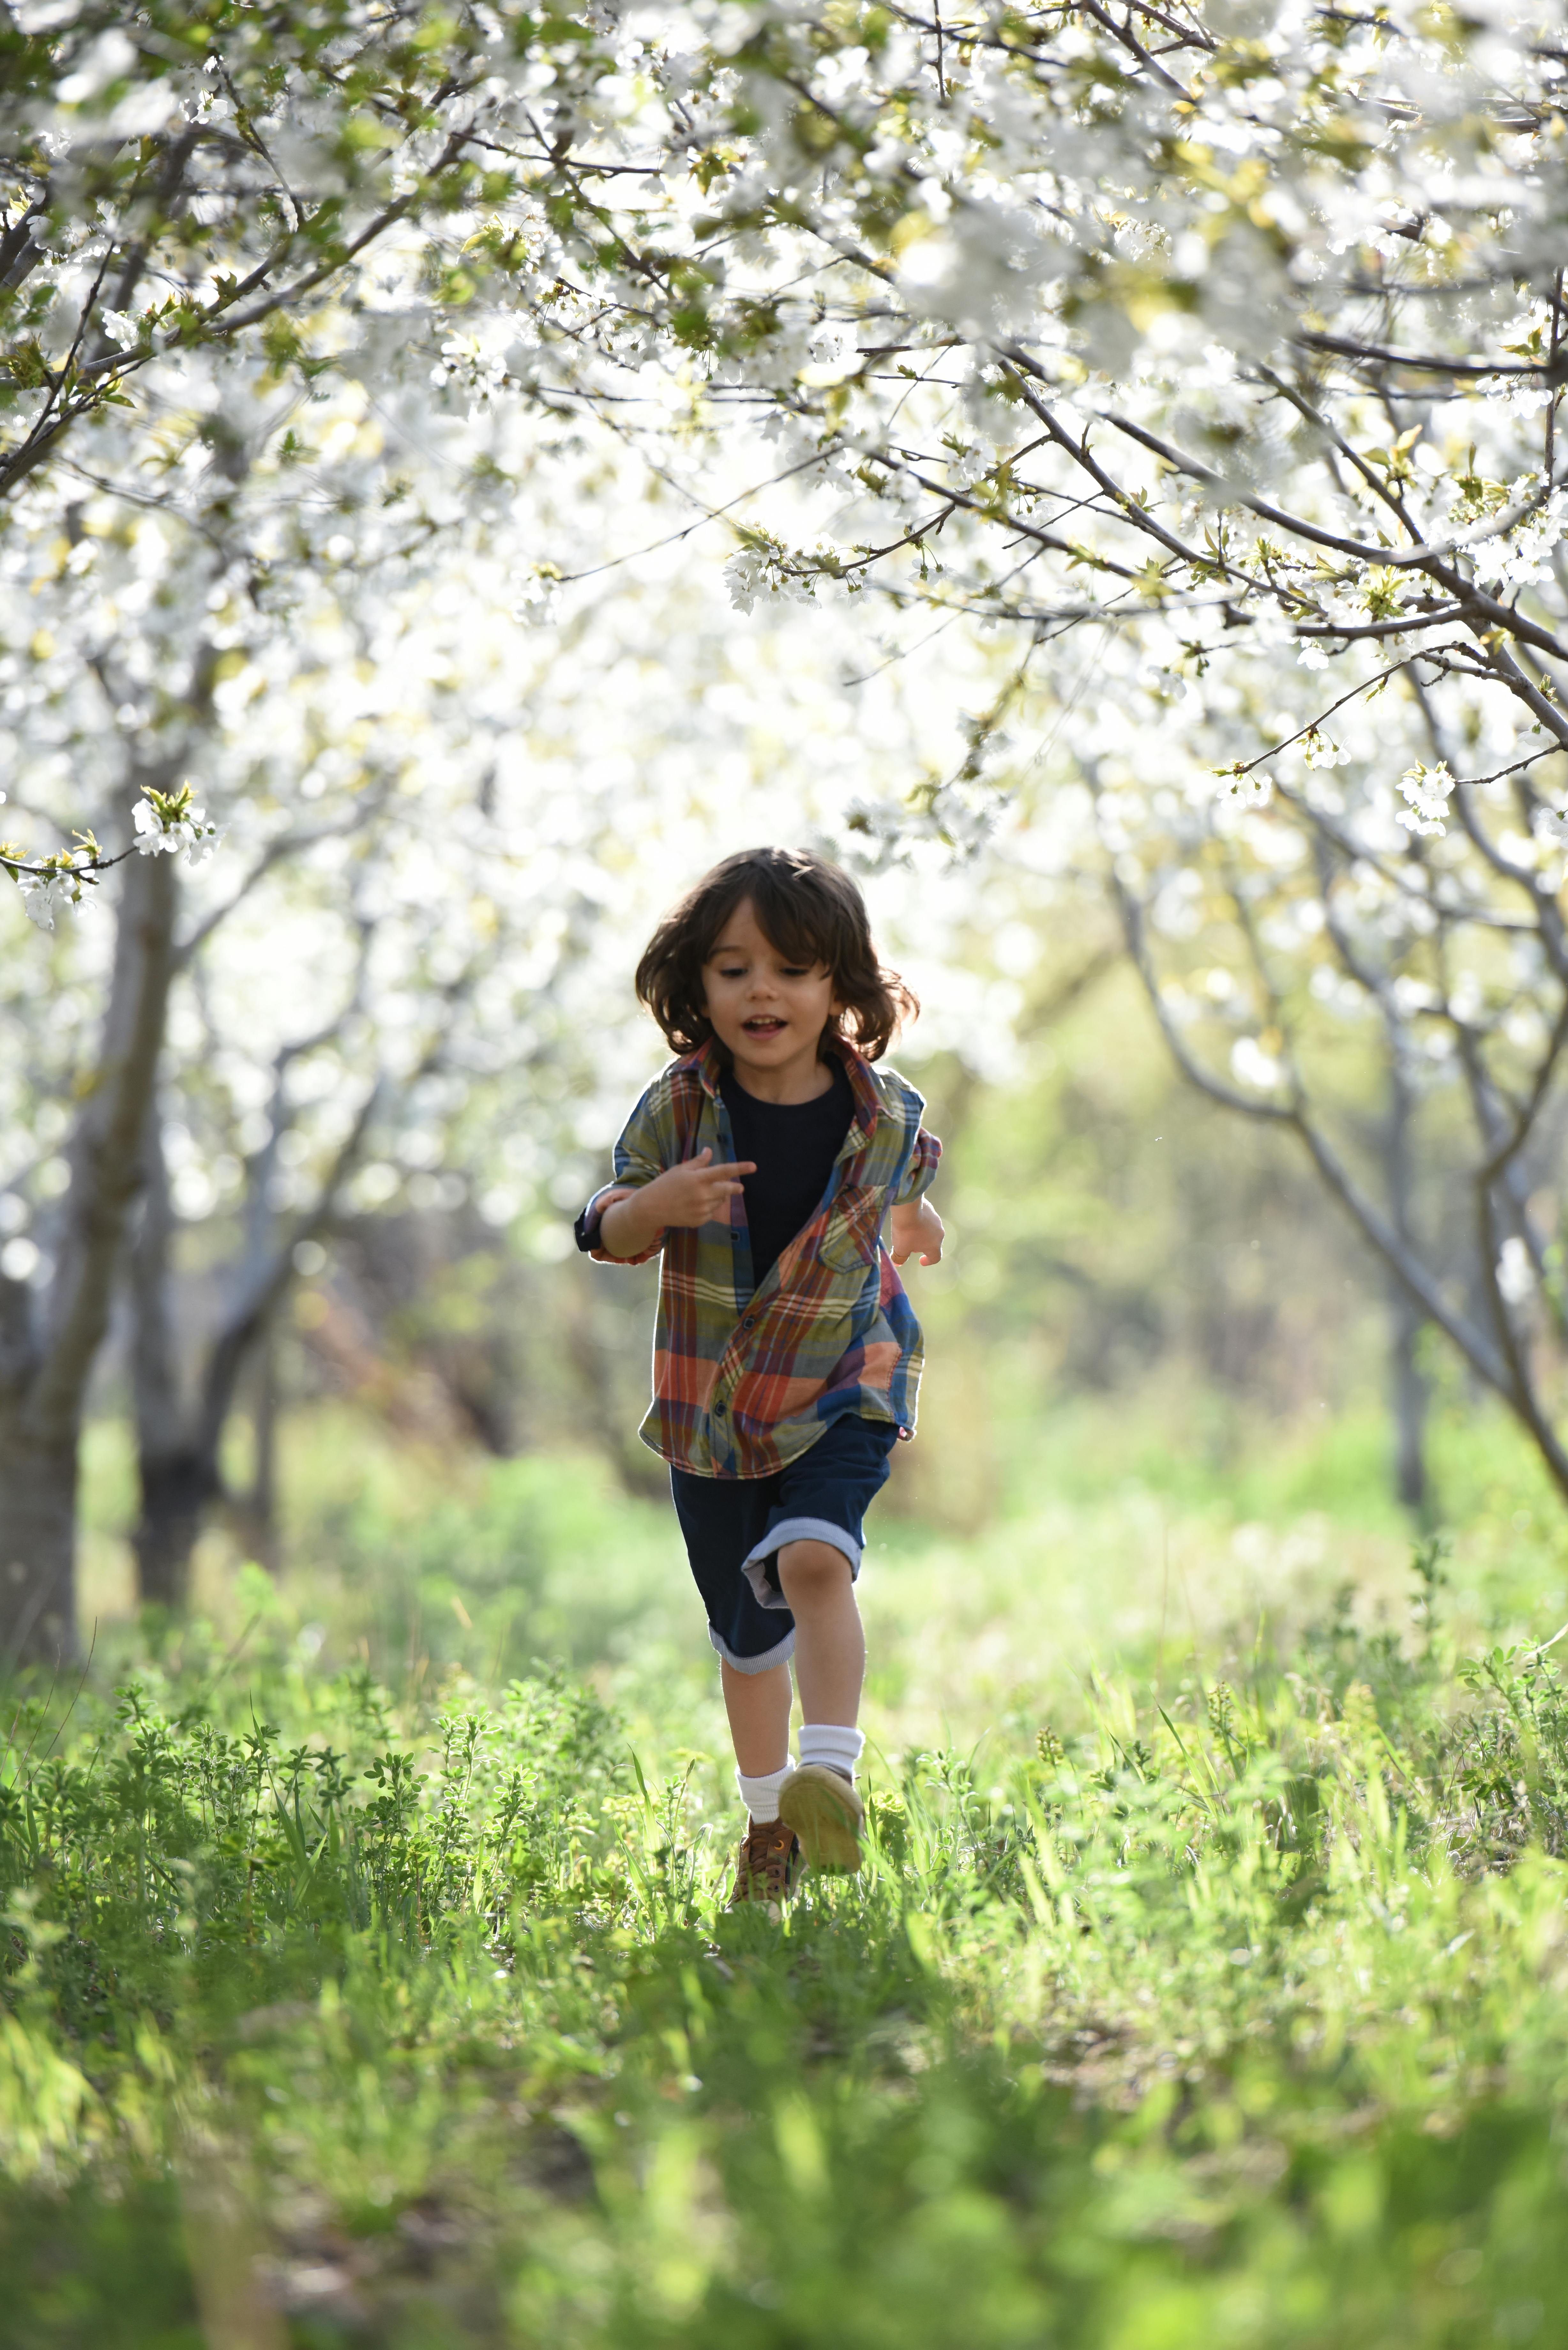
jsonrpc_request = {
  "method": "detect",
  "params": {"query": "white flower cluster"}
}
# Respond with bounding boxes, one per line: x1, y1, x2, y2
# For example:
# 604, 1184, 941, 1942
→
98, 309, 146, 351
946, 445, 990, 490
1478, 375, 1555, 418
724, 544, 817, 616
1231, 1036, 1284, 1091
12, 788, 225, 928
429, 335, 510, 412
3, 787, 98, 931
15, 860, 91, 932
133, 789, 223, 865
1496, 1235, 1536, 1306
1396, 761, 1456, 839
510, 566, 561, 628
1215, 769, 1272, 807
1301, 731, 1352, 770
803, 320, 860, 381
1470, 488, 1566, 591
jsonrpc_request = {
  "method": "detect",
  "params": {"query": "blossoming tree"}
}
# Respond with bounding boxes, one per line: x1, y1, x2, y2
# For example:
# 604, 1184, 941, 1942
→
14, 0, 1568, 1659
526, 0, 1568, 1502
0, 0, 671, 1657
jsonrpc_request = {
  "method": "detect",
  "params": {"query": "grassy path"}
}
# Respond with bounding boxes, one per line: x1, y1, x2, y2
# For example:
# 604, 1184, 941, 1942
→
6, 1528, 1568, 2347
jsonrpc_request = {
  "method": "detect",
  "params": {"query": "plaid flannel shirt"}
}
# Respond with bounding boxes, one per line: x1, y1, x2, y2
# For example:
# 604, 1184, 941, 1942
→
577, 1038, 941, 1479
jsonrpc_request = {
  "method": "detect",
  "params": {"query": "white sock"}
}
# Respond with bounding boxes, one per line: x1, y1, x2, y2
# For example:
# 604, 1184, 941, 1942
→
797, 1723, 865, 1784
736, 1761, 794, 1823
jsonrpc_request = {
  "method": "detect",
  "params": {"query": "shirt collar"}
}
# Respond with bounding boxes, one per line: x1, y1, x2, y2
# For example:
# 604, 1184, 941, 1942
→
684, 1034, 879, 1140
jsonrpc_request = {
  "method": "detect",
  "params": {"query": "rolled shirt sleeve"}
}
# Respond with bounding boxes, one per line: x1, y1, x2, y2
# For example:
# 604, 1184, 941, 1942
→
573, 1079, 674, 1264
892, 1125, 941, 1207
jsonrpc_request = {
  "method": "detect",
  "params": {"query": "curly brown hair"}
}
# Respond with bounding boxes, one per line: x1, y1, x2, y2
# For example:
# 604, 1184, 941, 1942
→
635, 847, 917, 1063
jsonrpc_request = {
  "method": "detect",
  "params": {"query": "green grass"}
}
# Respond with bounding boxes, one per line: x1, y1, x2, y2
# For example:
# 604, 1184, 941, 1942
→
13, 1415, 1568, 2344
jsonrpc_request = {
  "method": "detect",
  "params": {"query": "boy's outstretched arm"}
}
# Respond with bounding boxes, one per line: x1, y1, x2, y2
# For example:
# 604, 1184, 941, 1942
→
889, 1196, 944, 1266
597, 1148, 758, 1261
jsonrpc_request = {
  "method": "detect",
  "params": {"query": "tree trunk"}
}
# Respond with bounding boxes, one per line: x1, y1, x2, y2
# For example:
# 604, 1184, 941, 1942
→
0, 847, 177, 1663
237, 1322, 280, 1571
132, 1444, 215, 1610
133, 1313, 285, 1599
1390, 1285, 1429, 1521
0, 1417, 78, 1669
124, 1047, 380, 1602
1385, 1069, 1429, 1521
128, 1094, 207, 1609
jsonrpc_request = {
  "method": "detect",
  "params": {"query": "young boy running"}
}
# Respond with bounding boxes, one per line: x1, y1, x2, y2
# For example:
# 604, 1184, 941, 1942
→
575, 847, 944, 1906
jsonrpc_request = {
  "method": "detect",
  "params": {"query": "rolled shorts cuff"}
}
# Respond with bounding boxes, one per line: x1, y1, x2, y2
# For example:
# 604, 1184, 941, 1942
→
708, 1621, 797, 1673
741, 1514, 863, 1611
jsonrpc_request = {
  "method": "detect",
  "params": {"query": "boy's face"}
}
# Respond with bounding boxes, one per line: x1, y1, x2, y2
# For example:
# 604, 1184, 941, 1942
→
700, 897, 841, 1088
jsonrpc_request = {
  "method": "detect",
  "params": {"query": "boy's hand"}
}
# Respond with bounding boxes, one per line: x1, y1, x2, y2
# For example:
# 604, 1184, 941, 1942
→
652, 1148, 757, 1228
889, 1197, 944, 1267
596, 1149, 756, 1259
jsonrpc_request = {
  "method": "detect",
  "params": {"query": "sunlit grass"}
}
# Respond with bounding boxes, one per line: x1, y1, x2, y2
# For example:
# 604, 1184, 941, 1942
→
8, 1515, 1568, 2344
20, 1408, 1568, 2341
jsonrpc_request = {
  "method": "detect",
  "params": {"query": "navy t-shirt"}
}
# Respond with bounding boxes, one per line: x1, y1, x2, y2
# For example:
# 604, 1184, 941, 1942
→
722, 1058, 855, 1294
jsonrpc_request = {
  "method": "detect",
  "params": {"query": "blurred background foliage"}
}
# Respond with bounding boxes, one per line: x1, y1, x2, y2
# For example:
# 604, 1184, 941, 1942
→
72, 897, 1467, 1605
68, 882, 1556, 1707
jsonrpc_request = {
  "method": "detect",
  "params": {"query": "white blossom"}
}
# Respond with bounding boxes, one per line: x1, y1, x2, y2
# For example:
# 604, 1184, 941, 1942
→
133, 792, 223, 865
1216, 771, 1272, 807
725, 549, 765, 614
1231, 1037, 1285, 1090
1396, 762, 1456, 838
723, 543, 815, 615
16, 874, 72, 931
1496, 1236, 1536, 1306
511, 569, 561, 627
807, 320, 857, 370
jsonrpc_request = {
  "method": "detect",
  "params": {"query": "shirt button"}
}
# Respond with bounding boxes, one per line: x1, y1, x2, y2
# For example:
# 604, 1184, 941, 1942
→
713, 1400, 726, 1417
741, 1315, 756, 1332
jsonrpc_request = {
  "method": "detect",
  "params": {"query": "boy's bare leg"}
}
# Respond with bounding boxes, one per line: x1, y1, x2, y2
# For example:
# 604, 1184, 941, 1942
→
774, 1539, 866, 1872
775, 1539, 864, 1726
720, 1655, 794, 1774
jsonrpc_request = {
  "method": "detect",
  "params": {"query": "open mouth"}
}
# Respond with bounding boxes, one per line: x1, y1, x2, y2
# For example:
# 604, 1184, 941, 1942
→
742, 1017, 786, 1037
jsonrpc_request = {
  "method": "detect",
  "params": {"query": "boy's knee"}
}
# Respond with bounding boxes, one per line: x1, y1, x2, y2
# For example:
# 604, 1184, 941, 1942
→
775, 1537, 852, 1602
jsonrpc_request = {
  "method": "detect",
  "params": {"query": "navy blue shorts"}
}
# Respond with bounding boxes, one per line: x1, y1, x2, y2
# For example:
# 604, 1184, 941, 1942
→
670, 1414, 899, 1675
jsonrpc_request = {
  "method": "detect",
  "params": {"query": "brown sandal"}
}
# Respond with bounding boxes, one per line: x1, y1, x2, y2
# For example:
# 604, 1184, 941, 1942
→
728, 1816, 801, 1908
